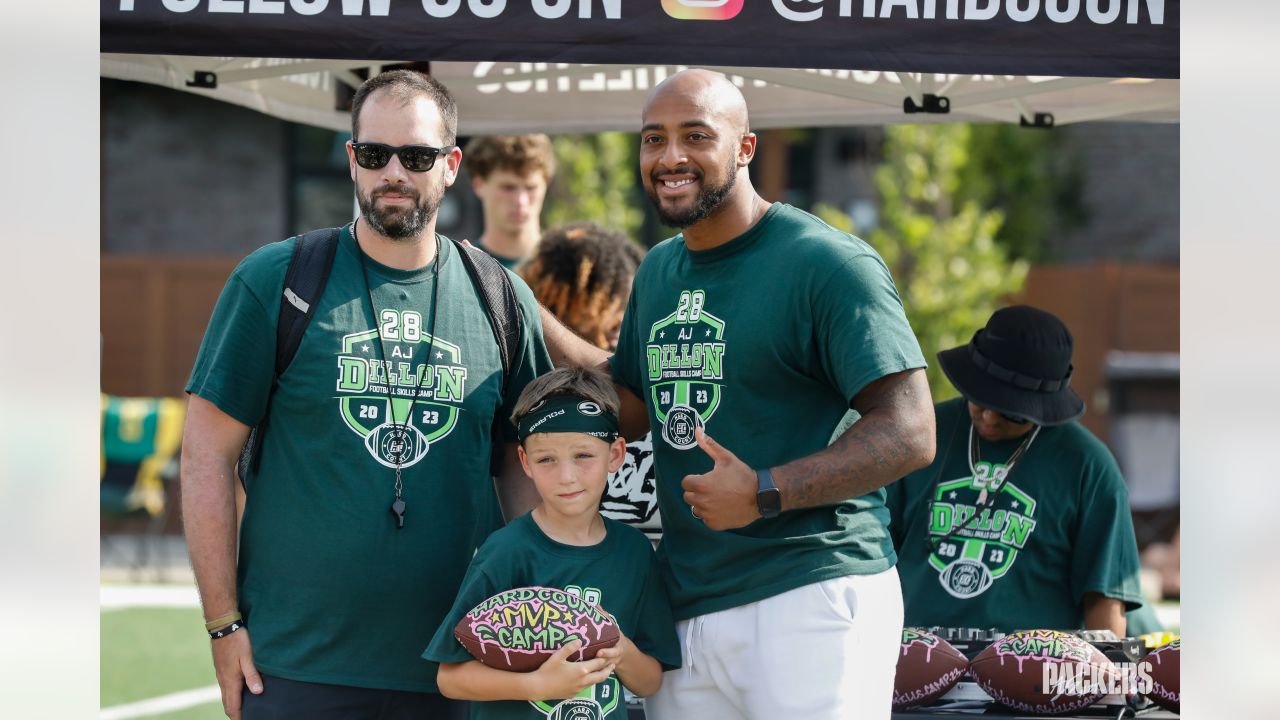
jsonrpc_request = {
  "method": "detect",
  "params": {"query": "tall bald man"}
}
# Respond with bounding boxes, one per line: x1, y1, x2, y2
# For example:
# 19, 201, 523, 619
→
544, 70, 937, 718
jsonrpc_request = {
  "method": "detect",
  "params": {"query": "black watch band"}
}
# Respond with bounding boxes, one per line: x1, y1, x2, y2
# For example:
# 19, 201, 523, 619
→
756, 468, 782, 519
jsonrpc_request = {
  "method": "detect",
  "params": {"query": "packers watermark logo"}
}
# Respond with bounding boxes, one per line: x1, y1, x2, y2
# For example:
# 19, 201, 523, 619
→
646, 289, 726, 451
1044, 661, 1154, 698
334, 310, 467, 469
927, 462, 1038, 599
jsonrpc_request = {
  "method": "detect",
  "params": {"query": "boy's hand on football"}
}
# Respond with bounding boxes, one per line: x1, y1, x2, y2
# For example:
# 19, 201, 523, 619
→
531, 640, 616, 701
593, 632, 635, 673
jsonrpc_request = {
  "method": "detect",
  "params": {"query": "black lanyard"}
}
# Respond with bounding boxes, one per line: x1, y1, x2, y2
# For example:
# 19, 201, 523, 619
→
352, 219, 441, 529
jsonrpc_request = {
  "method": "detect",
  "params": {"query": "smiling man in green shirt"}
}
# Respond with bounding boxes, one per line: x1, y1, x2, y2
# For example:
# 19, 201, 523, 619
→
542, 68, 937, 720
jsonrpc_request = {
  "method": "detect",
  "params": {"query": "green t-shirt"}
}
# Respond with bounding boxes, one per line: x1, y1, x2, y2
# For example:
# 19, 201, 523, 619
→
424, 514, 681, 720
885, 398, 1145, 632
611, 203, 926, 620
477, 241, 523, 271
186, 225, 553, 692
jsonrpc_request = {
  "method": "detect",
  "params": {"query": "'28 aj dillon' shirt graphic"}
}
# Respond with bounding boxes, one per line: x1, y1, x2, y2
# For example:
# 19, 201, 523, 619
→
335, 307, 470, 469
886, 398, 1144, 631
187, 226, 552, 692
612, 203, 927, 620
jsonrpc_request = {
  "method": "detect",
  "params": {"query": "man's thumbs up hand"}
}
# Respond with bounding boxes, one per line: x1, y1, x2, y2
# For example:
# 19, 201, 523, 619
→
680, 427, 763, 531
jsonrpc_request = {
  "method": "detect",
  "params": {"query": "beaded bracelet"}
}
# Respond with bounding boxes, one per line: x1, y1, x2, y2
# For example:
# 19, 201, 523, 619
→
208, 619, 246, 641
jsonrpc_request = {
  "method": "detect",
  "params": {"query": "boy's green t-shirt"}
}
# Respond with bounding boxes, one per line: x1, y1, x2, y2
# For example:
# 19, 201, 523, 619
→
186, 225, 552, 692
610, 203, 926, 619
424, 514, 681, 720
885, 398, 1145, 631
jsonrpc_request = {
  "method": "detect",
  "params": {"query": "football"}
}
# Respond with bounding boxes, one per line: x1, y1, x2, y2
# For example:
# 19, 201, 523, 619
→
892, 628, 970, 708
1144, 639, 1179, 713
454, 586, 620, 672
970, 629, 1115, 715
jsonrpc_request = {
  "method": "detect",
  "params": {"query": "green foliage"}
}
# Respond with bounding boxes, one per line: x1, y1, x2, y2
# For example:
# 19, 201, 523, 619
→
544, 133, 645, 240
815, 124, 1028, 403
956, 124, 1087, 261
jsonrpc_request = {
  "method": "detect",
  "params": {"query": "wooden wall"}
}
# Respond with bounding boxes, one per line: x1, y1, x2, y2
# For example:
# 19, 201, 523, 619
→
1016, 262, 1179, 442
101, 257, 1180, 444
101, 257, 239, 397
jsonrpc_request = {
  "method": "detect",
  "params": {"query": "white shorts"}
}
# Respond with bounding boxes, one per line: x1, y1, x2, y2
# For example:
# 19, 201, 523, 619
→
644, 567, 903, 720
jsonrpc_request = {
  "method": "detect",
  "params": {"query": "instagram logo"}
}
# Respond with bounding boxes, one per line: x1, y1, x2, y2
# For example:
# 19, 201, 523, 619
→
662, 0, 744, 20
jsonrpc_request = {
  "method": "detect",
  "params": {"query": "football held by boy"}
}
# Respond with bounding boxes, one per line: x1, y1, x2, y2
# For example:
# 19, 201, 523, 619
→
425, 367, 680, 720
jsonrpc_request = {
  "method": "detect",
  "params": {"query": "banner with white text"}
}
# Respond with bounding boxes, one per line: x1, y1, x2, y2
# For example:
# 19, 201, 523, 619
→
101, 0, 1178, 79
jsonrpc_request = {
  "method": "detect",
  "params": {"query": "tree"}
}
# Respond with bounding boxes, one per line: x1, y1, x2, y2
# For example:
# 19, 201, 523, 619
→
543, 133, 645, 240
815, 124, 1028, 402
957, 124, 1087, 262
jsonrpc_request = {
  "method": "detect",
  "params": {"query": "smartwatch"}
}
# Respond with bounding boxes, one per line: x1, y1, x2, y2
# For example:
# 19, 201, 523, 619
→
755, 467, 782, 519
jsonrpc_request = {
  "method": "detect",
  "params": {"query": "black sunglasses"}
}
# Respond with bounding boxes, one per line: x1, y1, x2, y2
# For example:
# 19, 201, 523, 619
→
969, 400, 1030, 425
987, 408, 1031, 424
351, 142, 455, 173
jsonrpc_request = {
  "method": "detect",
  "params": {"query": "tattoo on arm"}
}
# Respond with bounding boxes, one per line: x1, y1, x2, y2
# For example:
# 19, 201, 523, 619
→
774, 369, 935, 511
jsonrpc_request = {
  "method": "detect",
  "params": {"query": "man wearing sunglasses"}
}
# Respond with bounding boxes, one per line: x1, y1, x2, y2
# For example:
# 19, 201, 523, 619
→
182, 70, 552, 719
884, 306, 1145, 636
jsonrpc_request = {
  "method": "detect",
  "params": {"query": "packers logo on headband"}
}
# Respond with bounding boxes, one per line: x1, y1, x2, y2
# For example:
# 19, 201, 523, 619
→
518, 395, 620, 442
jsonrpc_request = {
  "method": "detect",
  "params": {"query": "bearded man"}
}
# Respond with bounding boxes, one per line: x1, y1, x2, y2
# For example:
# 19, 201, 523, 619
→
181, 70, 552, 720
541, 69, 938, 719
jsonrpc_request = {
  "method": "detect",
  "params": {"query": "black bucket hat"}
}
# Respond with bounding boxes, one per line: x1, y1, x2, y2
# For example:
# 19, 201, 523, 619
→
937, 305, 1085, 426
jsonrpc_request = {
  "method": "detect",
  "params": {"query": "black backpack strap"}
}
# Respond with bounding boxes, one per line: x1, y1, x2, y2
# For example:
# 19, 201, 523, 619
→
451, 239, 524, 475
277, 228, 342, 374
237, 227, 341, 486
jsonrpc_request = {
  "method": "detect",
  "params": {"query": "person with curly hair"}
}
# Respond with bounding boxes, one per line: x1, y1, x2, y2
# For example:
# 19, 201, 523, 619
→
520, 223, 661, 544
520, 222, 644, 352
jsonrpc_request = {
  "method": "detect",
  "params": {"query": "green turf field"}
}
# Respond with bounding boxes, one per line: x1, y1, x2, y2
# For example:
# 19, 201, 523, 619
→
101, 607, 223, 718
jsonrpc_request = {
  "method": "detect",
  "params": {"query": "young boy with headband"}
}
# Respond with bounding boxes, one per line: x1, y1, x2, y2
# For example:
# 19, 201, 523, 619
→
424, 367, 681, 720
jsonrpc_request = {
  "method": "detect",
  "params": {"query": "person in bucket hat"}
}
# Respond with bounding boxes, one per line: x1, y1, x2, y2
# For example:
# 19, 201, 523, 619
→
885, 306, 1145, 635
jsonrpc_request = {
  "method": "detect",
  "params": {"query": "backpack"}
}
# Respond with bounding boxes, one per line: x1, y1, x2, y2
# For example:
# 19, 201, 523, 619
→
236, 227, 524, 487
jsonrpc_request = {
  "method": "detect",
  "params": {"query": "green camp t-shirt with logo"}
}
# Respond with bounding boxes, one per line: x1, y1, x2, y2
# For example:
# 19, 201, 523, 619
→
423, 514, 682, 720
610, 203, 926, 620
186, 225, 552, 692
885, 398, 1144, 631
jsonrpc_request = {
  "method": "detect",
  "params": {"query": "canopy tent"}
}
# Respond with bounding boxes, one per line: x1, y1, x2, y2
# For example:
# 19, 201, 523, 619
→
101, 1, 1178, 133
100, 56, 1178, 134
